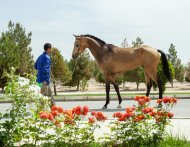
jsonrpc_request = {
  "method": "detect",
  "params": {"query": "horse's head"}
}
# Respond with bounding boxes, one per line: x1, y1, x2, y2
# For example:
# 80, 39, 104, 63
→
72, 35, 87, 59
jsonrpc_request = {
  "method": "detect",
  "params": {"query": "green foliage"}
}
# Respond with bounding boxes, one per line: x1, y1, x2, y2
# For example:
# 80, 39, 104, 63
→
0, 70, 50, 146
132, 37, 144, 47
122, 37, 145, 89
0, 21, 34, 90
80, 77, 89, 91
50, 47, 71, 95
124, 67, 145, 90
168, 44, 185, 83
100, 96, 177, 146
67, 51, 93, 90
154, 61, 175, 92
185, 61, 190, 82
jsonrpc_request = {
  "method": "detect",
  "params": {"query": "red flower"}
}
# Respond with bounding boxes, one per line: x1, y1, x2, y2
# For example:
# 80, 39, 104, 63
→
81, 106, 89, 116
167, 112, 174, 118
91, 111, 96, 116
150, 110, 157, 117
162, 97, 171, 104
118, 115, 126, 121
171, 98, 177, 104
125, 106, 135, 113
157, 99, 162, 104
51, 110, 59, 117
95, 111, 107, 121
142, 107, 153, 114
73, 106, 82, 115
113, 112, 123, 118
48, 113, 54, 121
88, 117, 95, 124
57, 106, 64, 113
51, 105, 58, 111
134, 95, 150, 105
135, 115, 144, 122
123, 112, 133, 119
40, 112, 49, 119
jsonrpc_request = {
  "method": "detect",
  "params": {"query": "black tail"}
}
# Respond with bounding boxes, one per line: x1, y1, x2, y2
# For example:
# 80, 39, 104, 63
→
157, 50, 173, 85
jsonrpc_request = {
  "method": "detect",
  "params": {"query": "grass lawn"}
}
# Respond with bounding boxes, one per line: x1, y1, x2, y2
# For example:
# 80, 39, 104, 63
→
54, 91, 190, 98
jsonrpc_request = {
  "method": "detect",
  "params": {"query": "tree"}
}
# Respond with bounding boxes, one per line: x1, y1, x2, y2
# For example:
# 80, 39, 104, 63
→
0, 21, 34, 92
168, 44, 177, 66
50, 48, 71, 95
168, 44, 185, 83
185, 61, 190, 82
67, 51, 93, 91
5, 21, 34, 75
132, 37, 144, 47
123, 37, 145, 90
121, 38, 129, 87
153, 61, 175, 92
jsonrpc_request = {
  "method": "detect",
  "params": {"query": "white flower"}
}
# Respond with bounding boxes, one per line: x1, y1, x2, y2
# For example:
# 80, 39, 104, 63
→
18, 77, 30, 86
29, 85, 41, 93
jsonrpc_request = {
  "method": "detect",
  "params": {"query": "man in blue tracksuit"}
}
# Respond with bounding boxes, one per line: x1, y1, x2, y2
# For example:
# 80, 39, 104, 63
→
34, 43, 55, 106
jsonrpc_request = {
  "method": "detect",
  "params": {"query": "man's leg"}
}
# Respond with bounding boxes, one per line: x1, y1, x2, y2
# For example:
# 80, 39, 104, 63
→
47, 84, 55, 107
41, 82, 55, 107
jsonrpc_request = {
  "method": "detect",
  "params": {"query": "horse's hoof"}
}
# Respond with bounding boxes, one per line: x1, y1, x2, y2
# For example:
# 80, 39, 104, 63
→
102, 106, 107, 109
117, 105, 122, 108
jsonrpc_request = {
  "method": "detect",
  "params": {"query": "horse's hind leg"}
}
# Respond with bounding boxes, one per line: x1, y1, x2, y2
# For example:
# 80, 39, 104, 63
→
103, 81, 110, 109
157, 76, 163, 99
146, 69, 163, 99
144, 72, 152, 97
112, 82, 122, 108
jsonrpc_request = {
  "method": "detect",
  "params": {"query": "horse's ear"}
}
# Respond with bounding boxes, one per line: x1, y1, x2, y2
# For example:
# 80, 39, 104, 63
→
73, 34, 78, 38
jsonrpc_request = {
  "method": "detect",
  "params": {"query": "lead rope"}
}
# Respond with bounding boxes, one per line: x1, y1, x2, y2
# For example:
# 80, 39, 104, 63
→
50, 57, 79, 85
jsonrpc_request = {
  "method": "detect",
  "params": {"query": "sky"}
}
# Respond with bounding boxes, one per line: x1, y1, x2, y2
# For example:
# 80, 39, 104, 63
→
0, 0, 190, 64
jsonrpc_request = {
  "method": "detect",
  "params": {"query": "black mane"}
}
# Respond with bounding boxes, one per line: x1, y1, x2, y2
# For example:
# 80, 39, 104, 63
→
82, 34, 106, 46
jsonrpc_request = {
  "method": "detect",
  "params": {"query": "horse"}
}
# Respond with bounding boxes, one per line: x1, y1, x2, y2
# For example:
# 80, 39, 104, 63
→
72, 34, 172, 109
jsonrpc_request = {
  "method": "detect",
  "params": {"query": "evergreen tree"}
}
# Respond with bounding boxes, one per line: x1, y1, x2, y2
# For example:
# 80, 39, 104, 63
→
0, 21, 34, 91
50, 48, 71, 95
67, 51, 93, 91
168, 44, 185, 83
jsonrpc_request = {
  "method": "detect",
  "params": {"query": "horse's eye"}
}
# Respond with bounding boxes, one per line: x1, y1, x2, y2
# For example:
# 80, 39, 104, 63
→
76, 44, 79, 47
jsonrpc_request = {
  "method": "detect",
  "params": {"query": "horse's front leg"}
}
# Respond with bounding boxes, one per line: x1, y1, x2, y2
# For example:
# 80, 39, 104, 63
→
112, 82, 122, 108
103, 81, 110, 109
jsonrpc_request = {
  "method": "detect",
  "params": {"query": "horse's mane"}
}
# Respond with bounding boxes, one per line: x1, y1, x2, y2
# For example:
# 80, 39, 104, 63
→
81, 34, 106, 46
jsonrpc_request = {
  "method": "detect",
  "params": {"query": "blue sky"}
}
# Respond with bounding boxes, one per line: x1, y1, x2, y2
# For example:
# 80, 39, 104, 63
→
0, 0, 190, 64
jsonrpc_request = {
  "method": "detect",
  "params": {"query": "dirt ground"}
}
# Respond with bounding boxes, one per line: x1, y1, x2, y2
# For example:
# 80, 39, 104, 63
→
56, 78, 190, 93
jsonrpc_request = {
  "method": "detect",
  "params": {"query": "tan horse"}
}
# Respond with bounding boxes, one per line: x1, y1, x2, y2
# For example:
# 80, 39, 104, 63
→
72, 34, 172, 109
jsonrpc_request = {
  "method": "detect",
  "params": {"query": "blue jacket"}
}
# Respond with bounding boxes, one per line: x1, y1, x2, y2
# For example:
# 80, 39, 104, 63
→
34, 52, 51, 84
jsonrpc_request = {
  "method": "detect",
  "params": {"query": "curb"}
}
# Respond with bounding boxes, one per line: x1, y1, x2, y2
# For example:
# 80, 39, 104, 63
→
0, 96, 190, 103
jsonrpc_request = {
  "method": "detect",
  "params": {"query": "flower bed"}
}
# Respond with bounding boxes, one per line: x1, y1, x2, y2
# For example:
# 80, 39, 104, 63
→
0, 74, 177, 146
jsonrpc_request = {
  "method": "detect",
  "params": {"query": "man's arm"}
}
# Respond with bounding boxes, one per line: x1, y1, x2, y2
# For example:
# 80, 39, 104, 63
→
34, 57, 39, 70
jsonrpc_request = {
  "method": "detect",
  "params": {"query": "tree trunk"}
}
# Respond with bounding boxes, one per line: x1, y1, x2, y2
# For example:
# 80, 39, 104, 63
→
77, 79, 80, 91
122, 75, 125, 87
136, 82, 139, 90
53, 81, 57, 96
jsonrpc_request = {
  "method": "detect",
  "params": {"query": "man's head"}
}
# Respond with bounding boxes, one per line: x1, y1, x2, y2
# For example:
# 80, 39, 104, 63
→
44, 43, 52, 54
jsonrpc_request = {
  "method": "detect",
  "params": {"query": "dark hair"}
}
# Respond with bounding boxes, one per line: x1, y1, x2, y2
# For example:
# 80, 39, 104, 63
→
44, 43, 52, 51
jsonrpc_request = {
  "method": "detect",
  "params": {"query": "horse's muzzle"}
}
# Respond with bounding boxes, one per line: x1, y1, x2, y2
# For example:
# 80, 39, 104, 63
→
72, 54, 78, 59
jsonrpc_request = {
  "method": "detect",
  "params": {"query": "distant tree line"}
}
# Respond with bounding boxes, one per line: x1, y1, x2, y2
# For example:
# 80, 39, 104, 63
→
0, 21, 189, 95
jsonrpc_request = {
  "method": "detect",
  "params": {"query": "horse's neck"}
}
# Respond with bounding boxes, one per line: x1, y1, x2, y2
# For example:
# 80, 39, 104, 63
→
85, 37, 103, 62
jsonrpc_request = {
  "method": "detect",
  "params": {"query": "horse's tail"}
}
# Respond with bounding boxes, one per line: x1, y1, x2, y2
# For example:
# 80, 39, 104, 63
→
157, 50, 173, 86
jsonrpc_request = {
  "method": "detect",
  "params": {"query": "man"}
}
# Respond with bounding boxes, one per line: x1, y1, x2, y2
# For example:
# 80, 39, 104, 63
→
34, 43, 55, 107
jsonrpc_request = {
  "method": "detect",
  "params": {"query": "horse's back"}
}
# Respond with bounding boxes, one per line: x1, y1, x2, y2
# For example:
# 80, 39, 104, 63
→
135, 45, 160, 69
